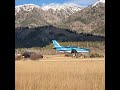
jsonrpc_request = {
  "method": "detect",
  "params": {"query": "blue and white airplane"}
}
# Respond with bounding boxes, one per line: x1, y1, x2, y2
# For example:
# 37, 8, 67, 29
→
52, 40, 90, 53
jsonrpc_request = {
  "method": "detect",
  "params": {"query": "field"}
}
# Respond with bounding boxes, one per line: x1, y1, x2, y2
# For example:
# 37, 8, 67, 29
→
15, 55, 105, 90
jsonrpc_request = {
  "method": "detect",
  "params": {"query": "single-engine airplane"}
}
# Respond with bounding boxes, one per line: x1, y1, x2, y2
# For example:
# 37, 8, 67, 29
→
52, 40, 90, 54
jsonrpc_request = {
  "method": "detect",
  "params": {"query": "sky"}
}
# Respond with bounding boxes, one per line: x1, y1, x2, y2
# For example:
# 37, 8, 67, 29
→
15, 0, 98, 7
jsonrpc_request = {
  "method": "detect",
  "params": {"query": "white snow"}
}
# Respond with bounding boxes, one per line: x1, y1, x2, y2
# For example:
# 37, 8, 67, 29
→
15, 0, 105, 13
15, 3, 82, 14
92, 0, 105, 7
15, 4, 40, 13
41, 3, 81, 11
100, 0, 105, 3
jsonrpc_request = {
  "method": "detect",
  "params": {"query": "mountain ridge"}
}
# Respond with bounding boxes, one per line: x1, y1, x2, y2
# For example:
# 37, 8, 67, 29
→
15, 0, 105, 36
58, 2, 105, 36
15, 3, 82, 28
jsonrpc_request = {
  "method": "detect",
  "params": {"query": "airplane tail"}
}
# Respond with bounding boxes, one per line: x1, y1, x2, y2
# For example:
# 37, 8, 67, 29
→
52, 40, 61, 48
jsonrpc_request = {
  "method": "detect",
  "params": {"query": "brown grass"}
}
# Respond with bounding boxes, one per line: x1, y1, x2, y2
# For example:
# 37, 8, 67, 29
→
15, 56, 105, 90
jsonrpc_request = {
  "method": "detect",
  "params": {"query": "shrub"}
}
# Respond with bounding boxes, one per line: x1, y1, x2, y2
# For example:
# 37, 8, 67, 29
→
90, 53, 103, 58
15, 54, 22, 60
30, 54, 43, 60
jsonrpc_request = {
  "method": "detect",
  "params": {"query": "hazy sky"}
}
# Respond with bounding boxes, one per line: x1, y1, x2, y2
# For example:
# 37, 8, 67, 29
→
15, 0, 98, 7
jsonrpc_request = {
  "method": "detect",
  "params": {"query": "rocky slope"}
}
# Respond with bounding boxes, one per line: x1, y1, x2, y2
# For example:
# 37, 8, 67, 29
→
15, 3, 82, 28
58, 1, 105, 36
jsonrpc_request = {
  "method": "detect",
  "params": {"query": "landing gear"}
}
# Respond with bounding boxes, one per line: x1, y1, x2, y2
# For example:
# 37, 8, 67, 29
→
71, 49, 85, 58
71, 49, 78, 58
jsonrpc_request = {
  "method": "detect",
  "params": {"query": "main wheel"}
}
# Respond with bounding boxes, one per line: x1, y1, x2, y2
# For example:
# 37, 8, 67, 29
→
71, 49, 78, 58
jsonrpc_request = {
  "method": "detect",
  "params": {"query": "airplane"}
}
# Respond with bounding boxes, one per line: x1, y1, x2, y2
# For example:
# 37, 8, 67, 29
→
52, 40, 90, 54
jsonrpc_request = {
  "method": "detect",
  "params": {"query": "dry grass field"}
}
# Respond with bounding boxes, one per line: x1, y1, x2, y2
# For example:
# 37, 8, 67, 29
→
15, 55, 105, 90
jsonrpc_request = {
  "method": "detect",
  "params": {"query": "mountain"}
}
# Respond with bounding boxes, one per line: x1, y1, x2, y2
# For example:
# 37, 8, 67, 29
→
15, 1, 105, 36
15, 1, 105, 48
41, 3, 82, 21
15, 4, 61, 28
58, 1, 105, 36
15, 8, 49, 28
15, 4, 40, 15
15, 4, 82, 28
15, 26, 104, 48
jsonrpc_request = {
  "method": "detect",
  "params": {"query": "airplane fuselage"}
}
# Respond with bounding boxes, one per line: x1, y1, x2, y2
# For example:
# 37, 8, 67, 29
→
54, 46, 90, 53
52, 40, 90, 53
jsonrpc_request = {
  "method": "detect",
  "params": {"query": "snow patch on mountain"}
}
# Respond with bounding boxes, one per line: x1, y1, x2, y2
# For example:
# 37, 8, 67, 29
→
41, 3, 82, 11
92, 0, 105, 7
15, 3, 82, 15
15, 4, 40, 13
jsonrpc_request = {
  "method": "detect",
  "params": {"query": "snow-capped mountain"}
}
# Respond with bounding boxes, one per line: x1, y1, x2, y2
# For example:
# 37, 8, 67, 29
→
15, 3, 82, 15
15, 3, 83, 27
92, 0, 105, 7
41, 3, 82, 21
15, 3, 82, 12
15, 4, 41, 15
15, 1, 105, 36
